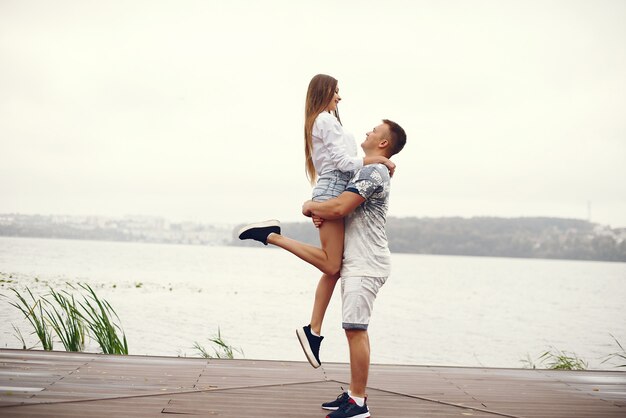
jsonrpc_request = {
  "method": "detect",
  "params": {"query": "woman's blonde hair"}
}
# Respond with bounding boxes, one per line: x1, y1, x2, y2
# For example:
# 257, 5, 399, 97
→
304, 74, 340, 185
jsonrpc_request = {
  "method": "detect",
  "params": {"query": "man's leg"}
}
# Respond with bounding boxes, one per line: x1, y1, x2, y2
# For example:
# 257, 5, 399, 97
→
345, 329, 370, 398
338, 276, 386, 400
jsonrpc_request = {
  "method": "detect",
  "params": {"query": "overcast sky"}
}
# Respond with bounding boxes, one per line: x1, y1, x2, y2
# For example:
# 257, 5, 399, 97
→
1, 0, 625, 227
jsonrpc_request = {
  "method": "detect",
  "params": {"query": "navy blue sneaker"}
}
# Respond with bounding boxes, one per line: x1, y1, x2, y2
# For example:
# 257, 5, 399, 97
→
322, 391, 349, 411
296, 324, 323, 368
237, 220, 280, 245
326, 397, 370, 418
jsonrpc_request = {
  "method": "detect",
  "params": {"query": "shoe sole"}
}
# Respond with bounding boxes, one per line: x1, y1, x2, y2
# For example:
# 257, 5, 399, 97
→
237, 219, 280, 238
325, 412, 369, 418
322, 393, 349, 411
296, 328, 321, 369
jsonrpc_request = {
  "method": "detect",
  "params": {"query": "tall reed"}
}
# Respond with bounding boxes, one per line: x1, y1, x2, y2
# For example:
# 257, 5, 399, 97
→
43, 286, 86, 352
12, 324, 30, 350
602, 334, 626, 368
193, 328, 243, 359
75, 283, 128, 355
6, 287, 53, 350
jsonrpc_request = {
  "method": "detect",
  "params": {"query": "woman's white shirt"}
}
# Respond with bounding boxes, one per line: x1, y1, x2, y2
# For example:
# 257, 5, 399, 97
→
312, 112, 363, 176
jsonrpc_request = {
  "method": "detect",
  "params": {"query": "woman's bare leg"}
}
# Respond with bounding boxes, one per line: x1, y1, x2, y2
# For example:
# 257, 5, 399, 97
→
266, 218, 344, 277
267, 218, 344, 335
309, 272, 339, 335
309, 219, 344, 335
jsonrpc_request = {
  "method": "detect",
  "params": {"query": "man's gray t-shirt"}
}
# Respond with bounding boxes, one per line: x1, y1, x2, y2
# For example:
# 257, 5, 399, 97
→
340, 163, 391, 278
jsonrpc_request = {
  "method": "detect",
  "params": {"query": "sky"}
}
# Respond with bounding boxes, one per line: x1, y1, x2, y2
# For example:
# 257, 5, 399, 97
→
1, 0, 625, 227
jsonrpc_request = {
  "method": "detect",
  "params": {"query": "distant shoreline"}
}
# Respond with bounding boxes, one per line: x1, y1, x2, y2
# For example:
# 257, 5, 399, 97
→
2, 213, 625, 263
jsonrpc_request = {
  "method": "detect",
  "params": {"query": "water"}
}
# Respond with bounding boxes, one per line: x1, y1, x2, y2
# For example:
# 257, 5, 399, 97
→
1, 236, 625, 369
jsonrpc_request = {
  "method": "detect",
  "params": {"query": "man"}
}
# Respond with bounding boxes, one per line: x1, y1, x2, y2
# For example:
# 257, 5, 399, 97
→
240, 119, 407, 418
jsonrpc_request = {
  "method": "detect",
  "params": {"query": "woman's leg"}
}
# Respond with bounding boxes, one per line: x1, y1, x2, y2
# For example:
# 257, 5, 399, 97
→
309, 219, 344, 335
266, 218, 344, 277
267, 218, 344, 335
309, 272, 339, 335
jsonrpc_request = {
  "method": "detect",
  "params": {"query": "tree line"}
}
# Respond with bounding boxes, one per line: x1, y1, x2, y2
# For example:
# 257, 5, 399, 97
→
232, 217, 626, 262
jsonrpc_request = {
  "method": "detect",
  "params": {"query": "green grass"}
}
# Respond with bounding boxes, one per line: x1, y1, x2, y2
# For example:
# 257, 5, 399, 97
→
43, 285, 86, 352
11, 324, 33, 350
5, 283, 127, 355
193, 328, 244, 359
520, 353, 538, 369
522, 347, 588, 370
75, 283, 128, 355
538, 347, 588, 370
602, 334, 626, 368
5, 287, 53, 350
524, 335, 626, 370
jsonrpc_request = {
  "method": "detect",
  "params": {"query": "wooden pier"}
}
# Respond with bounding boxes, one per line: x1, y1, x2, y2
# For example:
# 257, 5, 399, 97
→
0, 349, 624, 417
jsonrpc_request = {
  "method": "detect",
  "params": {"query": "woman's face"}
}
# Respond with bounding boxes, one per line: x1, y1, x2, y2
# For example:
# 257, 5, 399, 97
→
325, 85, 341, 112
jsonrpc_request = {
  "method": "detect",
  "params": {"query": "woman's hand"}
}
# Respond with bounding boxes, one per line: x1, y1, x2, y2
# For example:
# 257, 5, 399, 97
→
381, 158, 396, 177
364, 156, 396, 176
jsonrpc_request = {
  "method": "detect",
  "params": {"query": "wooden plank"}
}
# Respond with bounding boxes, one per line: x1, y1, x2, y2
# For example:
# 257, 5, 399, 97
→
0, 349, 624, 418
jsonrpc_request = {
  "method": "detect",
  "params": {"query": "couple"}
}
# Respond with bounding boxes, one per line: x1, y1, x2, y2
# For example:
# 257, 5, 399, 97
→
239, 74, 407, 418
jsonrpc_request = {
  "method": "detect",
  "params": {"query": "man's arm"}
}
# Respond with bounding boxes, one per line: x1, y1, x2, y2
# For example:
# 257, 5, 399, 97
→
302, 191, 365, 220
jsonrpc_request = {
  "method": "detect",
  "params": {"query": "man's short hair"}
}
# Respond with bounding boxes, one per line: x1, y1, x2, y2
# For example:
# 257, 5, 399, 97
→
382, 119, 407, 156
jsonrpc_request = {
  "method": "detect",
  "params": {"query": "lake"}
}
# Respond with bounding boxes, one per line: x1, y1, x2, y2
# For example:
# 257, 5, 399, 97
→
1, 236, 624, 369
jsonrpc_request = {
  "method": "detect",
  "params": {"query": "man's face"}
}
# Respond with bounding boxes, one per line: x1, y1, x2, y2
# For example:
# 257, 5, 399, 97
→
361, 123, 390, 152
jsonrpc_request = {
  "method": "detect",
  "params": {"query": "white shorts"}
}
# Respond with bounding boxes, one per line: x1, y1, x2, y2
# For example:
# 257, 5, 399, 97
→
341, 276, 387, 330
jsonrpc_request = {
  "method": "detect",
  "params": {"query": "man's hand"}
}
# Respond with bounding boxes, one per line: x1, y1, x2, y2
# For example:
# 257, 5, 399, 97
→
303, 191, 365, 220
312, 215, 325, 228
302, 200, 314, 217
304, 200, 325, 227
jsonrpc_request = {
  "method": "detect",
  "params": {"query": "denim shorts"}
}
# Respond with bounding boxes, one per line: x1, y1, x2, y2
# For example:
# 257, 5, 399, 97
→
311, 170, 353, 202
341, 276, 387, 330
